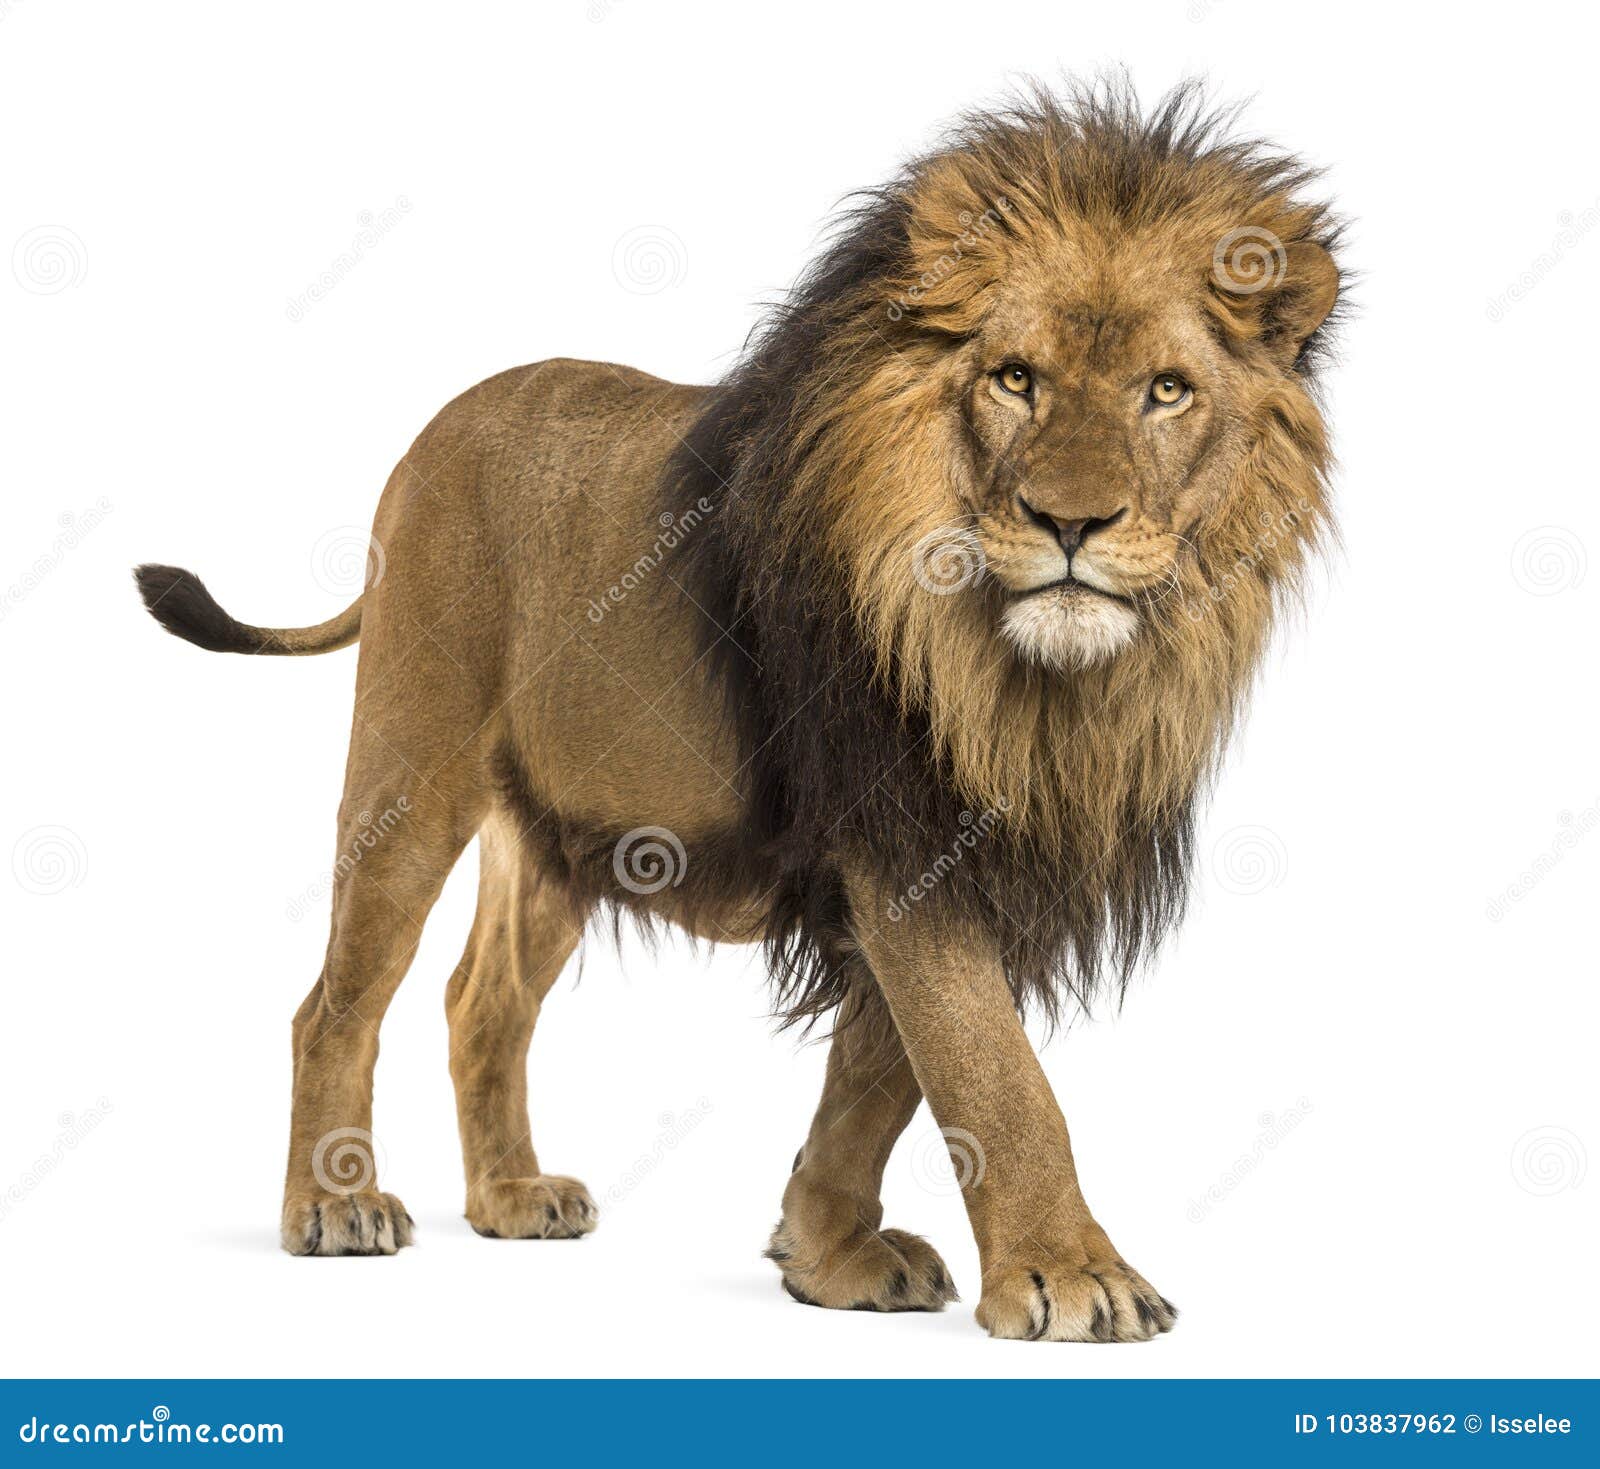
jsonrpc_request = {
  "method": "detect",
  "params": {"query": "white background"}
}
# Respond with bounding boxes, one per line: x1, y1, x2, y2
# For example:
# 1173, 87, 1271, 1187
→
2, 1, 1596, 1380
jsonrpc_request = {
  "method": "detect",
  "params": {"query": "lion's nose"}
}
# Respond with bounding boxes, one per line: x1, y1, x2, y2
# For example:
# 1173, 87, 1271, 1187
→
1018, 499, 1128, 558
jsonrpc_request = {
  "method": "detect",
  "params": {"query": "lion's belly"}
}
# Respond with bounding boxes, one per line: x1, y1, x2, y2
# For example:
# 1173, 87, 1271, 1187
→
508, 606, 748, 840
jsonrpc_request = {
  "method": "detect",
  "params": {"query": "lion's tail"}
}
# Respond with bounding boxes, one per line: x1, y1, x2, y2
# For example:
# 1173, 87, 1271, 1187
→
133, 564, 362, 656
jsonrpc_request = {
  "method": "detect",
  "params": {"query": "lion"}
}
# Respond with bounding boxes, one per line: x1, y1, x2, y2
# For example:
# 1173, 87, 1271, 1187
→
134, 82, 1342, 1341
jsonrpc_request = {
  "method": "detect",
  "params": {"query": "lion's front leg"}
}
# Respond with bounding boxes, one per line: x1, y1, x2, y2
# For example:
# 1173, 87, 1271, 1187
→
844, 869, 1176, 1342
767, 986, 957, 1312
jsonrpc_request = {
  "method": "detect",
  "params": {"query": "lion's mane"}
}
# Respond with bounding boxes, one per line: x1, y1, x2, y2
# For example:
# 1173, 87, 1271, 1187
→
665, 80, 1344, 1032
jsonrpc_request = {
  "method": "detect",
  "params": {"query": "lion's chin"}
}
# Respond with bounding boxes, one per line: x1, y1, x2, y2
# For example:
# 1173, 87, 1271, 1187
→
1000, 585, 1140, 673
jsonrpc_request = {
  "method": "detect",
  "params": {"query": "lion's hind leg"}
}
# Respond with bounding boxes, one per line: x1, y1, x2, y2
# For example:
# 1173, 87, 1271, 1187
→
446, 811, 596, 1240
767, 987, 958, 1312
281, 776, 483, 1257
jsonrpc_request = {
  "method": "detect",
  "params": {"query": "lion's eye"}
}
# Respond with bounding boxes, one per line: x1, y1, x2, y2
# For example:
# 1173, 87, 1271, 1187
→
996, 363, 1033, 396
1149, 373, 1190, 406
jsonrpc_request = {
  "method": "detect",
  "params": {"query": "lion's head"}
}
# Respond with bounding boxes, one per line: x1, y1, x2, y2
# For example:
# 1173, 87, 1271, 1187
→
670, 81, 1344, 1025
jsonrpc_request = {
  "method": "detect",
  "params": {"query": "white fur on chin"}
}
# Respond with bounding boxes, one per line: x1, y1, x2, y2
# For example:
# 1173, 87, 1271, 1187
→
1001, 587, 1140, 672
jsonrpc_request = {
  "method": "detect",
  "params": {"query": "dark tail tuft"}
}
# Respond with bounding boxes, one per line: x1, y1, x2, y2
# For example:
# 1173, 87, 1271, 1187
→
134, 564, 269, 654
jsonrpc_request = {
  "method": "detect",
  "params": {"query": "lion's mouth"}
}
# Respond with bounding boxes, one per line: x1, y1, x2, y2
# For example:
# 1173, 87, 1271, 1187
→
1012, 574, 1133, 607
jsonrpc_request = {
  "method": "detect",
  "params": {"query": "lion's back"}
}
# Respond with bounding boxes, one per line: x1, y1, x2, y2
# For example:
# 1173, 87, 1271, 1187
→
402, 356, 707, 516
371, 356, 708, 595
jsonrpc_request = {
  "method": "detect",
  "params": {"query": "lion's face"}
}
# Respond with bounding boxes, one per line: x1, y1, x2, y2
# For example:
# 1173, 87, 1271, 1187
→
944, 224, 1336, 672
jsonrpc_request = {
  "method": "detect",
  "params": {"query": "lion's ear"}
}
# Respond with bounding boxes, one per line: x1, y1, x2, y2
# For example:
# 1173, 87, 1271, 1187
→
1267, 241, 1339, 363
1212, 239, 1339, 368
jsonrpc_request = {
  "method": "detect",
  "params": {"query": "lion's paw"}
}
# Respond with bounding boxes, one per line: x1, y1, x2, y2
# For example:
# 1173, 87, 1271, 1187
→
977, 1255, 1175, 1341
767, 1220, 957, 1312
468, 1176, 597, 1239
281, 1190, 415, 1256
